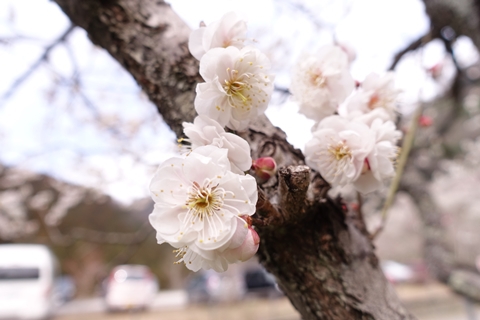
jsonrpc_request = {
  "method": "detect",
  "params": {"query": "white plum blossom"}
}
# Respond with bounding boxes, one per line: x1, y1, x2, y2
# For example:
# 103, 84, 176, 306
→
354, 119, 401, 193
341, 72, 400, 120
172, 217, 251, 272
305, 116, 374, 188
290, 45, 355, 122
188, 12, 247, 61
343, 107, 391, 127
195, 46, 274, 131
174, 219, 260, 272
182, 115, 252, 174
149, 146, 257, 272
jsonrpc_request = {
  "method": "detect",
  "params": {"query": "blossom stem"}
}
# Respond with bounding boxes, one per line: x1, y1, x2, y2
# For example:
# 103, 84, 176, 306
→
370, 104, 423, 239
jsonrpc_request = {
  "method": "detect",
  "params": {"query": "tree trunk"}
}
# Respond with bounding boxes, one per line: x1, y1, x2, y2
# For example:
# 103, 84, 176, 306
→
53, 0, 416, 318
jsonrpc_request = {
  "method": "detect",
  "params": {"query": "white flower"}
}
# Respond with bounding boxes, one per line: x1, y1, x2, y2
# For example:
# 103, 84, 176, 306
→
342, 107, 391, 127
173, 216, 251, 272
149, 146, 257, 271
354, 119, 401, 193
305, 116, 374, 187
173, 218, 260, 272
195, 46, 274, 131
290, 45, 355, 122
341, 72, 400, 120
183, 115, 252, 174
188, 12, 247, 61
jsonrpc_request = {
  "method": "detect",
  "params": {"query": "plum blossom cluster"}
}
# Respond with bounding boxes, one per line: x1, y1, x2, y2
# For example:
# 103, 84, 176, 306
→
191, 13, 274, 131
149, 12, 273, 272
290, 45, 402, 193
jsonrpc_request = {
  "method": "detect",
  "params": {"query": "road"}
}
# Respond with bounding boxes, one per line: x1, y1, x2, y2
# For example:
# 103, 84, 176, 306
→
55, 284, 480, 320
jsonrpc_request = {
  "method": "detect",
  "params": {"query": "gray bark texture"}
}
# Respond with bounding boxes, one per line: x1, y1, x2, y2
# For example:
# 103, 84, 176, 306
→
53, 0, 416, 319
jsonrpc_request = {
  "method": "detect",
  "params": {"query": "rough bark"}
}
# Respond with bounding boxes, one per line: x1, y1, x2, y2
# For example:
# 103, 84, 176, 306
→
53, 0, 415, 318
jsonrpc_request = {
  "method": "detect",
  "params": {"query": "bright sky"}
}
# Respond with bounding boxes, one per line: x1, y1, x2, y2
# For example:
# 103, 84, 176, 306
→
1, 0, 475, 204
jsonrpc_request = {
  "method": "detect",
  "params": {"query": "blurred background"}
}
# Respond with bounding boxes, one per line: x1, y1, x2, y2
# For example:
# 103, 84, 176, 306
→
2, 0, 480, 319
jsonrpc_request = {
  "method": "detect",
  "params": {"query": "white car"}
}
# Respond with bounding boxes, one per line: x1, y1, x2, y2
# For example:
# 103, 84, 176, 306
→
0, 244, 59, 320
104, 265, 158, 311
381, 260, 414, 284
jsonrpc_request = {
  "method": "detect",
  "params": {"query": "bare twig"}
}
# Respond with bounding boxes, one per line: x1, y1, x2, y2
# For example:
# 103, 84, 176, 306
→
0, 24, 75, 102
370, 104, 423, 239
389, 32, 432, 71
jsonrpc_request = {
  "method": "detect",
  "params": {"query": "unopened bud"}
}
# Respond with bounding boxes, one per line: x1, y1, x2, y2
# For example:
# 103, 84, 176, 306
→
225, 227, 260, 262
428, 62, 443, 79
419, 115, 433, 127
252, 157, 277, 184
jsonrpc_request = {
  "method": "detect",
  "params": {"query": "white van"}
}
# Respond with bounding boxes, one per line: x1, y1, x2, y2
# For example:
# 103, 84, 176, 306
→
0, 244, 59, 320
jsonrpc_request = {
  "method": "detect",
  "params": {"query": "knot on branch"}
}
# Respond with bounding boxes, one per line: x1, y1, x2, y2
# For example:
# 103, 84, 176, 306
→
253, 187, 283, 227
252, 165, 311, 228
279, 165, 310, 222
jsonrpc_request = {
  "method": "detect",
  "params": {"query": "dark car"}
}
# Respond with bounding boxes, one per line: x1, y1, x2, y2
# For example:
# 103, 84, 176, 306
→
244, 267, 282, 298
186, 270, 244, 304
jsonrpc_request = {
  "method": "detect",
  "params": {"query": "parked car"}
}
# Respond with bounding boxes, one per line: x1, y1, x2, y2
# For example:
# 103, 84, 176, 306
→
52, 275, 76, 306
104, 264, 158, 312
186, 270, 245, 304
0, 244, 59, 320
244, 267, 283, 298
381, 260, 415, 284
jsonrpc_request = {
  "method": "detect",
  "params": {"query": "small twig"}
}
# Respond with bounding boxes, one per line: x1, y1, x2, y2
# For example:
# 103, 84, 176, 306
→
370, 104, 423, 239
356, 191, 364, 222
389, 32, 432, 71
274, 85, 291, 95
0, 24, 75, 102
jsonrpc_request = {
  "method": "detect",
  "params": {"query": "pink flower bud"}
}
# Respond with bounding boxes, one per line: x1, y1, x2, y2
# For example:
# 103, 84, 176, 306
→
428, 62, 443, 79
225, 227, 260, 262
252, 157, 277, 184
419, 115, 433, 127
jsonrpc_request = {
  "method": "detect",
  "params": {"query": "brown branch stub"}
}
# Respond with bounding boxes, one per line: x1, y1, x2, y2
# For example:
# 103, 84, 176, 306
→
53, 0, 199, 137
254, 187, 284, 226
278, 165, 310, 222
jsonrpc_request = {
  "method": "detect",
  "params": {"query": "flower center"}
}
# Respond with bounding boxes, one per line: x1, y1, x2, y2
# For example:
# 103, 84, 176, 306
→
328, 142, 352, 161
186, 181, 225, 220
309, 71, 327, 88
368, 93, 394, 110
224, 68, 250, 105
